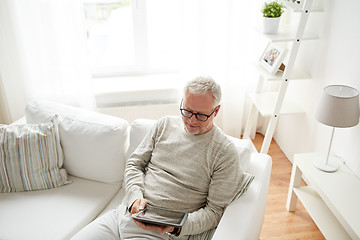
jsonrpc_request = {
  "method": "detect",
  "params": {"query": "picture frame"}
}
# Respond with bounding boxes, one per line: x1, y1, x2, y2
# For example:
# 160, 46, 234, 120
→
259, 43, 287, 74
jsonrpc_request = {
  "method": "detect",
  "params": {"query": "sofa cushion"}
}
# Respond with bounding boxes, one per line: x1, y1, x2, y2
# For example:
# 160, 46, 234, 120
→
25, 99, 129, 184
126, 118, 157, 160
0, 116, 70, 192
0, 176, 121, 240
227, 136, 253, 172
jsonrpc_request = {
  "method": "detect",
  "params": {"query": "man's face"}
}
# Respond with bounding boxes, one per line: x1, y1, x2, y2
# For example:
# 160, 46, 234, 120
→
181, 91, 220, 135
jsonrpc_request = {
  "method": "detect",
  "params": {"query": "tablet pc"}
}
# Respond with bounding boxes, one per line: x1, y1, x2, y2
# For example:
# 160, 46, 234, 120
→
132, 205, 188, 228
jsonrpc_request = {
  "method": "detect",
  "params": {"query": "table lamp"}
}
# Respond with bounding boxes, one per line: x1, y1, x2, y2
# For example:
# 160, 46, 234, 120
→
315, 85, 359, 172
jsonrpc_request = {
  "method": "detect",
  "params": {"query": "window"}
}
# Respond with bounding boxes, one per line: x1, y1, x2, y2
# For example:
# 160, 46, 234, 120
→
83, 0, 183, 77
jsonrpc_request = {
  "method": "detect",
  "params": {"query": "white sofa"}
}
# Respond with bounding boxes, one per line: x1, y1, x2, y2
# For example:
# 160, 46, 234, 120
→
0, 100, 272, 240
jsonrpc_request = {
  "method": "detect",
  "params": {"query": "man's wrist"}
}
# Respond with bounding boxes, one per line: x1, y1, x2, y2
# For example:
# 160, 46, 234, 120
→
128, 203, 134, 213
169, 227, 181, 236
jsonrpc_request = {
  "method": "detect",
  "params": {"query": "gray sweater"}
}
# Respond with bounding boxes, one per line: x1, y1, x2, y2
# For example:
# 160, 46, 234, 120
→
125, 116, 248, 236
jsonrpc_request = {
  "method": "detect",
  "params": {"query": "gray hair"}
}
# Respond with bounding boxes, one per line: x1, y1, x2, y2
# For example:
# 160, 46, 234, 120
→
183, 76, 222, 108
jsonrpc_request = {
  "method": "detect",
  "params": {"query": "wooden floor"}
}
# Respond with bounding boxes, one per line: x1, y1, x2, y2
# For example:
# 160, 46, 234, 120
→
252, 133, 325, 240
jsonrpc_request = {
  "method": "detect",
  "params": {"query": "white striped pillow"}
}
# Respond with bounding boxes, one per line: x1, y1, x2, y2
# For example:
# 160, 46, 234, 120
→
0, 116, 70, 192
232, 172, 255, 201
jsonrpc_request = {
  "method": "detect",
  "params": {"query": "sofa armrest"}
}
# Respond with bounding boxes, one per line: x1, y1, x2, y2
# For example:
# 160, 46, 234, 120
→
212, 153, 272, 240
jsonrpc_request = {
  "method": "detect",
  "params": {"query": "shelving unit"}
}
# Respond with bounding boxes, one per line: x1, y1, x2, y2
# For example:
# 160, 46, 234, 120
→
243, 0, 321, 153
249, 92, 304, 116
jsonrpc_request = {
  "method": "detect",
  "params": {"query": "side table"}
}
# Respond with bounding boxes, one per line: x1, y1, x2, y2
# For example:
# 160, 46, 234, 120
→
286, 152, 360, 240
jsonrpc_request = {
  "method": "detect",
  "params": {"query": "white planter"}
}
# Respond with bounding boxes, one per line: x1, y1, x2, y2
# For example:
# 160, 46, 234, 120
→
263, 17, 281, 34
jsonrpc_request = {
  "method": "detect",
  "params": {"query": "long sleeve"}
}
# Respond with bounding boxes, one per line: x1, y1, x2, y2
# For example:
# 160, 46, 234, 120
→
124, 122, 158, 208
180, 145, 248, 235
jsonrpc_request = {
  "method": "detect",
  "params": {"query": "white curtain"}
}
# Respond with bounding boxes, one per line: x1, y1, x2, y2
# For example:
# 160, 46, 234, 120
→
0, 0, 261, 135
180, 0, 260, 137
0, 74, 11, 124
0, 0, 92, 121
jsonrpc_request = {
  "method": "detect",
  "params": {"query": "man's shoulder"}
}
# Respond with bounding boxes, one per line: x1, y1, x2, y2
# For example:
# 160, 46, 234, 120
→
158, 115, 181, 124
211, 126, 239, 151
156, 115, 182, 130
212, 125, 231, 142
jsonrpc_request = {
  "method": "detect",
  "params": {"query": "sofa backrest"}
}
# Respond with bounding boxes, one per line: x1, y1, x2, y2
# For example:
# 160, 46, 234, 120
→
126, 118, 253, 172
126, 118, 157, 161
25, 99, 129, 184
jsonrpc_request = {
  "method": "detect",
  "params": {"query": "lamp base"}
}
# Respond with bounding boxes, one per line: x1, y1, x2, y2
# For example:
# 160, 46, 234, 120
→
314, 157, 339, 173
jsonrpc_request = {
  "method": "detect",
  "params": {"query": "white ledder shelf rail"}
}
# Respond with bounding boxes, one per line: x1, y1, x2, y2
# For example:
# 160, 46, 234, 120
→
286, 153, 360, 240
243, 0, 321, 154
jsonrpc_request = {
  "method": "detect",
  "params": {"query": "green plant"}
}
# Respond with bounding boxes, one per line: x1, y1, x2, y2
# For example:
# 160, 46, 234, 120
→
261, 1, 284, 18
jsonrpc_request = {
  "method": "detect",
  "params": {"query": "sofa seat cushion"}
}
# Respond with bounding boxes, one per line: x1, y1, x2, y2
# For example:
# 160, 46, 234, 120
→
25, 99, 129, 184
98, 186, 126, 217
0, 176, 122, 240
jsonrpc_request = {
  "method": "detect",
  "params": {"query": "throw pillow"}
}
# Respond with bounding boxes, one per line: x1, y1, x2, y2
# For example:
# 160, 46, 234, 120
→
0, 116, 70, 192
232, 172, 255, 201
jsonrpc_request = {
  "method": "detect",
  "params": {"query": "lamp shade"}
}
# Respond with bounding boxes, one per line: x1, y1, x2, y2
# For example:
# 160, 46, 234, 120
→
316, 85, 360, 128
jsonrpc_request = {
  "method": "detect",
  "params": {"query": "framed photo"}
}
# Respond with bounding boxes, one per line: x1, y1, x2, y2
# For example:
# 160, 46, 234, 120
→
259, 43, 287, 74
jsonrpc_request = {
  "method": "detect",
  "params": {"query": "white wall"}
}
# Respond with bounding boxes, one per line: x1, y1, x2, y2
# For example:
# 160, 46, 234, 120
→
274, 0, 360, 177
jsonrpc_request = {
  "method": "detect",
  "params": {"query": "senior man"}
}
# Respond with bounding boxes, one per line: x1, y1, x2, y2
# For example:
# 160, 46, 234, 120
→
72, 76, 248, 240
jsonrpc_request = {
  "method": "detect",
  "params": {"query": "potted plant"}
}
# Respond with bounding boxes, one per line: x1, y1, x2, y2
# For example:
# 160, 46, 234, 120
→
261, 1, 284, 34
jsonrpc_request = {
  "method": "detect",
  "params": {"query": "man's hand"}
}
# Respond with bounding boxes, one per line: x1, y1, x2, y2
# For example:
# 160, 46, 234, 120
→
133, 220, 174, 235
129, 199, 174, 235
129, 199, 147, 215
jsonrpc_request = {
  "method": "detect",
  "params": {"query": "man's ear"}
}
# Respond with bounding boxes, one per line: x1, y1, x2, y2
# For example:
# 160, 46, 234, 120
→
214, 105, 221, 117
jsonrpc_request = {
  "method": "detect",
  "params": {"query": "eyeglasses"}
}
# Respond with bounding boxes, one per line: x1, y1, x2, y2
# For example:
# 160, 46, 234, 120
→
179, 99, 218, 122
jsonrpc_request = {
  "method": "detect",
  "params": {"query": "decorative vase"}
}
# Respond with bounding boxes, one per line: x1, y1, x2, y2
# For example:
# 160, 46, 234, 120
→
263, 17, 280, 34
